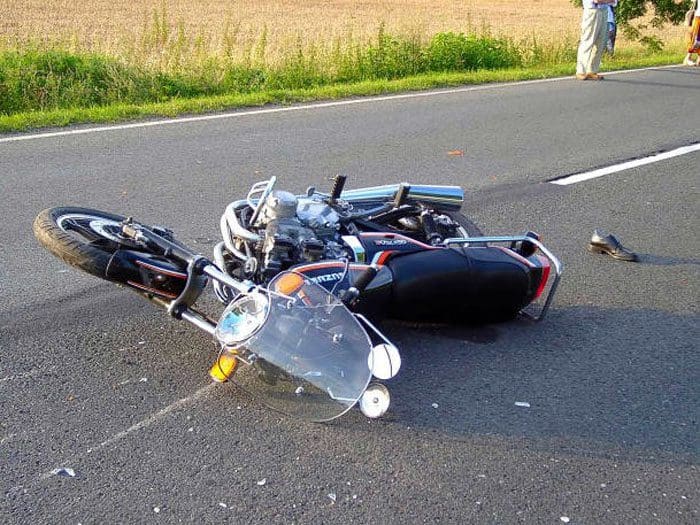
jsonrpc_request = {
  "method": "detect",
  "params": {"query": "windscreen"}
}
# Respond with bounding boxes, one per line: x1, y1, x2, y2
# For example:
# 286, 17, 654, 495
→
229, 272, 373, 422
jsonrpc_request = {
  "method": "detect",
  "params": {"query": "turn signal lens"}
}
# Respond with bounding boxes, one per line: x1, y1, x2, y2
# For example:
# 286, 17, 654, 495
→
534, 256, 551, 299
274, 272, 304, 295
209, 352, 238, 383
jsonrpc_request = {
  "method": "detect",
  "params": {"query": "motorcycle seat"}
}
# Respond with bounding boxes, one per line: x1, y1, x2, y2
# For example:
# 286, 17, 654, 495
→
385, 246, 535, 322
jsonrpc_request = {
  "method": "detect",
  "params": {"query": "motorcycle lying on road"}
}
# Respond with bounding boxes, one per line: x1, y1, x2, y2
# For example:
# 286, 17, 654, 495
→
33, 176, 561, 421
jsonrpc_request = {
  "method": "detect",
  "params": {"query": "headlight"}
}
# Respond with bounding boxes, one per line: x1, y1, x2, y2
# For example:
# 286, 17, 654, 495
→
215, 292, 269, 346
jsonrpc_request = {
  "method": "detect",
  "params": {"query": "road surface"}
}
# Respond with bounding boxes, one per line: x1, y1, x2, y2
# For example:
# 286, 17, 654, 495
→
1, 67, 698, 523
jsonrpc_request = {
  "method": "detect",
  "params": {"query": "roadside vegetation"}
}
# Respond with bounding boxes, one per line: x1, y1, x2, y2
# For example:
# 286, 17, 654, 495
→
0, 1, 687, 132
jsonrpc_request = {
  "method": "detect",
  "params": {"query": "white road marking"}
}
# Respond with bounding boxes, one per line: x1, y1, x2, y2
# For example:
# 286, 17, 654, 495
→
39, 382, 217, 480
0, 65, 679, 144
0, 367, 56, 383
550, 143, 700, 186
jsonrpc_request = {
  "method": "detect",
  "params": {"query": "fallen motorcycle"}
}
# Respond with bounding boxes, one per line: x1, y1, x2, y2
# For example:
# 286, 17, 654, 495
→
33, 176, 561, 421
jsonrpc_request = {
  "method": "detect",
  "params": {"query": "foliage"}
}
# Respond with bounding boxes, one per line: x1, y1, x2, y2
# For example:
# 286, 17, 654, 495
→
0, 48, 683, 132
426, 32, 521, 71
0, 30, 525, 115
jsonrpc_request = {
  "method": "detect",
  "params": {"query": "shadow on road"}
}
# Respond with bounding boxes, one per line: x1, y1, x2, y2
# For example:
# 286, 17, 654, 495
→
4, 285, 697, 467
636, 253, 700, 267
607, 77, 700, 91
381, 305, 698, 461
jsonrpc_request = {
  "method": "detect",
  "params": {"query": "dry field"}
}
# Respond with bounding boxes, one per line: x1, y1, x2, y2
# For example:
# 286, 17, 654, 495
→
1, 0, 684, 65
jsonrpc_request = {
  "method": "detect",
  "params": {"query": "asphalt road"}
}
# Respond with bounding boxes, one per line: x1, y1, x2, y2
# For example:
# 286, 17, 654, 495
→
1, 67, 698, 523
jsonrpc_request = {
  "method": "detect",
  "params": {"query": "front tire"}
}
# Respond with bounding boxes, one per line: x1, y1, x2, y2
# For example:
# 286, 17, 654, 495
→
33, 207, 130, 279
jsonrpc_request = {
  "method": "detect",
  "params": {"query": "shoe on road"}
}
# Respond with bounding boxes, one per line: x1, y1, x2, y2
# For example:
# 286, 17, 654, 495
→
588, 230, 638, 262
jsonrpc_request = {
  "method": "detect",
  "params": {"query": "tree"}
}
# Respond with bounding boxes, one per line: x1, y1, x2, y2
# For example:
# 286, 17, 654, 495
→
573, 0, 694, 50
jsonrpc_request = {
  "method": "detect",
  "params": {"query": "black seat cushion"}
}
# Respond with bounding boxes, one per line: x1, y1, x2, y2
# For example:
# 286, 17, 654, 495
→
385, 246, 533, 323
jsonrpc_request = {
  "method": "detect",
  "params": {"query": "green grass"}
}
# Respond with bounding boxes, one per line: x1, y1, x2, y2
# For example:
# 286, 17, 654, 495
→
0, 30, 684, 133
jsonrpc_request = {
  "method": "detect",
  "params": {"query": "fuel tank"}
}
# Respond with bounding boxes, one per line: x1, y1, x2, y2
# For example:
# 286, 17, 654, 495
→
290, 261, 393, 319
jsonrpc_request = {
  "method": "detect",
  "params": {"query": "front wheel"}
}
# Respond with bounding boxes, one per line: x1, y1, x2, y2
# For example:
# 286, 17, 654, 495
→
33, 207, 138, 279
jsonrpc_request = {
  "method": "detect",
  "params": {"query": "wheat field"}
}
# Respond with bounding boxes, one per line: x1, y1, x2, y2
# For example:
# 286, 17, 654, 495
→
1, 0, 683, 67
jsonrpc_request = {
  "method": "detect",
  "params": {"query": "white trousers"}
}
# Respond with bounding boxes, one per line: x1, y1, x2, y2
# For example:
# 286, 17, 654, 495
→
576, 8, 608, 75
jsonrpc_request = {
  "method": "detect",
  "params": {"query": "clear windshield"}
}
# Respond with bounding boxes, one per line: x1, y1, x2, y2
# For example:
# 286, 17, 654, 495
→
222, 272, 373, 422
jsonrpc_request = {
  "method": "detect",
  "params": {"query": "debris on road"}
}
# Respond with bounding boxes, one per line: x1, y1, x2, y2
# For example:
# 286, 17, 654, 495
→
431, 402, 439, 409
515, 401, 531, 408
560, 517, 570, 523
328, 493, 337, 503
50, 467, 75, 477
257, 478, 267, 486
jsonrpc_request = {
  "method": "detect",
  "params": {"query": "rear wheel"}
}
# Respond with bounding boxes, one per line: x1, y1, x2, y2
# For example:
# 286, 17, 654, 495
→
444, 211, 483, 238
33, 207, 138, 279
355, 205, 483, 242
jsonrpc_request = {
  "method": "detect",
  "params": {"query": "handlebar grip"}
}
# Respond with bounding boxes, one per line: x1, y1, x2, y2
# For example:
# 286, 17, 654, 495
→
393, 183, 411, 207
329, 175, 347, 203
353, 265, 378, 292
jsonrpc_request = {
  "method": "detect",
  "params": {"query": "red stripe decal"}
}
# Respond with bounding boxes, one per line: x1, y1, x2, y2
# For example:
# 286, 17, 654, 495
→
295, 262, 370, 273
135, 260, 188, 279
377, 251, 395, 265
494, 246, 536, 268
127, 280, 178, 299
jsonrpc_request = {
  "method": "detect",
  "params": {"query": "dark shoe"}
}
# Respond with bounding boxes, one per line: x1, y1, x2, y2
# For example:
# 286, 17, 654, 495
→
588, 230, 638, 262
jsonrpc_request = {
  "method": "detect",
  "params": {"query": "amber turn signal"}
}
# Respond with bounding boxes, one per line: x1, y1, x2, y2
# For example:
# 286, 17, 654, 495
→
274, 272, 304, 295
209, 353, 238, 382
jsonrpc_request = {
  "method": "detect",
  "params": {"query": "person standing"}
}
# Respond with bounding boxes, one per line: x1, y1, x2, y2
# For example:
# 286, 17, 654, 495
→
684, 0, 700, 66
605, 3, 617, 54
576, 0, 617, 80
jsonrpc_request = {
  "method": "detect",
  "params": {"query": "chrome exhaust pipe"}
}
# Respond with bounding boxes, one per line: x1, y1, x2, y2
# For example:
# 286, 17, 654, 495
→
340, 183, 463, 211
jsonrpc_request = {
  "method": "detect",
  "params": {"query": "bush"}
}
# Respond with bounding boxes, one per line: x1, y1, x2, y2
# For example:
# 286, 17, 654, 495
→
427, 32, 521, 71
0, 50, 138, 113
0, 30, 531, 116
360, 26, 426, 79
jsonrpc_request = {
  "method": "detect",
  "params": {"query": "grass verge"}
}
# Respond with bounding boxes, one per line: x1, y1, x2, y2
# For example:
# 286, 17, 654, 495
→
0, 49, 682, 133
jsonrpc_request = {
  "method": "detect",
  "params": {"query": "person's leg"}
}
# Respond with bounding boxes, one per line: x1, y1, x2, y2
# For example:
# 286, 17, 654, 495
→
685, 18, 700, 65
589, 9, 608, 74
607, 22, 616, 54
694, 18, 700, 65
576, 8, 598, 76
